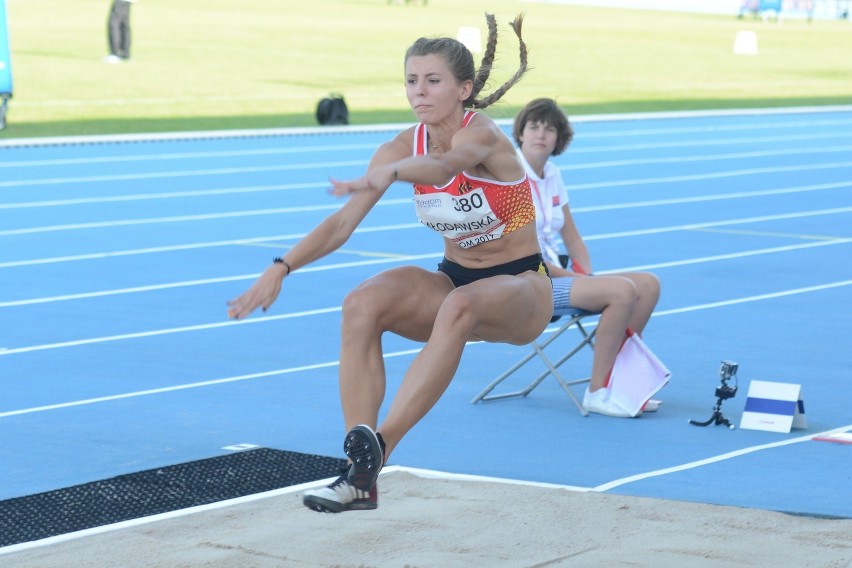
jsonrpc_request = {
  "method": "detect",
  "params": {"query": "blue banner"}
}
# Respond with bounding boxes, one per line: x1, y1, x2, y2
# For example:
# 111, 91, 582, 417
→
0, 0, 12, 95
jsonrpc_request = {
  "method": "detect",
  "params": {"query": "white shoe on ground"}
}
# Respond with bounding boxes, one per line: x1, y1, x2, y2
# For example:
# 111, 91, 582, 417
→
583, 387, 633, 418
303, 468, 378, 513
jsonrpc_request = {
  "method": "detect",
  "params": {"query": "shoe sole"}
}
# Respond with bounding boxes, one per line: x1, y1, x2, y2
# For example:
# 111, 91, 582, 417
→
585, 407, 634, 418
583, 402, 635, 418
302, 494, 377, 513
344, 425, 383, 491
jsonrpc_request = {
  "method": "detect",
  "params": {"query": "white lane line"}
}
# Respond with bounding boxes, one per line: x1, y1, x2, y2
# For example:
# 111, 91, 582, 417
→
0, 144, 380, 169
2, 238, 848, 308
0, 307, 342, 356
0, 252, 444, 307
4, 196, 849, 239
2, 140, 850, 184
581, 207, 852, 241
570, 131, 852, 154
3, 159, 851, 216
565, 144, 852, 170
0, 223, 424, 268
592, 424, 852, 492
575, 180, 852, 213
0, 348, 423, 418
2, 279, 849, 359
3, 106, 851, 149
1, 153, 851, 192
3, 107, 852, 150
595, 238, 852, 274
2, 155, 850, 198
1, 131, 849, 170
687, 227, 839, 241
0, 205, 344, 237
3, 177, 848, 218
7, 92, 329, 108
2, 206, 850, 269
383, 465, 592, 491
0, 198, 405, 237
0, 274, 263, 307
568, 160, 852, 191
0, 182, 329, 210
646, 280, 852, 317
0, 159, 368, 189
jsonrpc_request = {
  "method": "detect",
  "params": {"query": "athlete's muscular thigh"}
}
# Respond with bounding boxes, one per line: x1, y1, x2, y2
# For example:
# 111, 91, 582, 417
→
458, 271, 553, 345
347, 266, 454, 342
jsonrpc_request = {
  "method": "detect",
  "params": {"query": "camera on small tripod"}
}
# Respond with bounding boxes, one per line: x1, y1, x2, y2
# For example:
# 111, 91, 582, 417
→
715, 361, 738, 400
690, 360, 739, 429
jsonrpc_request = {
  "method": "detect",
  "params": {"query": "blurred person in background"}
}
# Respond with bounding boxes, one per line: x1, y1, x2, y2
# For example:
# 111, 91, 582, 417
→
106, 0, 136, 63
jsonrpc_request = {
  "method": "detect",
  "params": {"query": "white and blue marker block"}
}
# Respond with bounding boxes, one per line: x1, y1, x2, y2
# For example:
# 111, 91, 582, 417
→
739, 380, 806, 433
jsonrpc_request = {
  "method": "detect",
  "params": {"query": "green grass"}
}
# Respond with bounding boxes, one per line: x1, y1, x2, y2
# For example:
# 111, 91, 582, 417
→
3, 0, 852, 138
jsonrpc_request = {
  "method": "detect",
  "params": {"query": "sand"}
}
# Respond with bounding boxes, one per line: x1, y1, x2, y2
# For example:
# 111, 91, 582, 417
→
2, 469, 850, 568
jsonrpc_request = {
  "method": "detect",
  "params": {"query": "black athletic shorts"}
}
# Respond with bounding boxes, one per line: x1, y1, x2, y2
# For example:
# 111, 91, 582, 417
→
437, 253, 550, 288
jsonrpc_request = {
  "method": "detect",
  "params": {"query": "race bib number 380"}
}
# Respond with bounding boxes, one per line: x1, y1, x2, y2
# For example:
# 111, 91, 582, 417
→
414, 187, 506, 249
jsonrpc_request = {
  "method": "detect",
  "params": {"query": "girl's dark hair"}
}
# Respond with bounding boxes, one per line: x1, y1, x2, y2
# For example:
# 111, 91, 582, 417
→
404, 13, 528, 110
512, 97, 574, 156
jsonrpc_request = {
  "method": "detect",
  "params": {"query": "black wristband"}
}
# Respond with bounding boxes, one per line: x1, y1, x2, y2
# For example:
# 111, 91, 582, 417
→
273, 257, 291, 275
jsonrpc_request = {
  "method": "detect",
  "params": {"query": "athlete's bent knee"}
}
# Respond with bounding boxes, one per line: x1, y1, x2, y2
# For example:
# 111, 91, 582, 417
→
342, 282, 395, 332
434, 288, 479, 334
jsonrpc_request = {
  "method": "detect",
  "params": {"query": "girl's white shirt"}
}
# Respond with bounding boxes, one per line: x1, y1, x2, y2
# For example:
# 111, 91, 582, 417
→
516, 149, 569, 266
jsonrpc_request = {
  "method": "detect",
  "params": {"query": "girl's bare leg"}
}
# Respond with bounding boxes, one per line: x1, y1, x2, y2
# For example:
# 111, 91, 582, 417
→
616, 272, 660, 335
567, 276, 637, 391
338, 266, 454, 431
378, 271, 552, 459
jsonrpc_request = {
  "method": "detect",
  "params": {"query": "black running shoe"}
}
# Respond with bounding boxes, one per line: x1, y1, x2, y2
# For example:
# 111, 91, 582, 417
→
302, 469, 378, 513
344, 424, 383, 491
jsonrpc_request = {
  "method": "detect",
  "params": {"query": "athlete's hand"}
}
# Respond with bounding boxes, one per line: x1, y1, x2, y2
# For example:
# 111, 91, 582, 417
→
329, 176, 363, 197
226, 263, 287, 319
329, 168, 394, 197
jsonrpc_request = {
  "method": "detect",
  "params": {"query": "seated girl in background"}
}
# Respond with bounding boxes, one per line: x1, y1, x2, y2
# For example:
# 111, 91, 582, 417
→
514, 98, 661, 417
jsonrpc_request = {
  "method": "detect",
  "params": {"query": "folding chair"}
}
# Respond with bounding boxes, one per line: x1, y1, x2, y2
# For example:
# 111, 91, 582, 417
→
471, 277, 598, 416
758, 0, 784, 21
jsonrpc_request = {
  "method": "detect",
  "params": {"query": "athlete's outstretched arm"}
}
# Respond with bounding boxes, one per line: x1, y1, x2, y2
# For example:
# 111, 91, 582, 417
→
227, 139, 409, 319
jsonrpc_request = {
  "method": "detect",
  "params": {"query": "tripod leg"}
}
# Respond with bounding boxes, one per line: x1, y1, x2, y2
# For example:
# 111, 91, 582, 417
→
714, 413, 735, 429
689, 415, 716, 427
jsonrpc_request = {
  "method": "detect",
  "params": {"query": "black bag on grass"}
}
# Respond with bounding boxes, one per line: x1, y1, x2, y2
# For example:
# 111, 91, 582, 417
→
316, 94, 349, 125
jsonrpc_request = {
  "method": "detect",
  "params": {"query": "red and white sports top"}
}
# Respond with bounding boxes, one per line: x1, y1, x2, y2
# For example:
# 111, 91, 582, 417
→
412, 111, 536, 249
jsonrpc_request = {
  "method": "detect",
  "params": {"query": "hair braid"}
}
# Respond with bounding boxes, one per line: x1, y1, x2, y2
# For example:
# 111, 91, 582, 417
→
470, 14, 528, 110
468, 13, 498, 105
